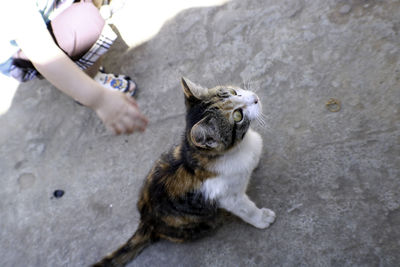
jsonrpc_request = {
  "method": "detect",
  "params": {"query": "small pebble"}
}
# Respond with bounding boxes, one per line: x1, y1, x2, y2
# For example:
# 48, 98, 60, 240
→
293, 122, 301, 129
326, 98, 341, 112
53, 190, 65, 198
339, 5, 352, 14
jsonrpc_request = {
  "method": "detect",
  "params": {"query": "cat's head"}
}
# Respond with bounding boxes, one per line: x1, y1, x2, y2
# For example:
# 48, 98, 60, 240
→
181, 77, 262, 153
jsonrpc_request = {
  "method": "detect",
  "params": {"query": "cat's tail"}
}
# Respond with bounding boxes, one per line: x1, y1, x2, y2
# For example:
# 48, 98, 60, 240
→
92, 223, 154, 267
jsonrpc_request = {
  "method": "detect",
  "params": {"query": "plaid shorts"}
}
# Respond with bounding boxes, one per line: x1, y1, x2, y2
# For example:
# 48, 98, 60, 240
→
9, 24, 117, 82
75, 24, 117, 70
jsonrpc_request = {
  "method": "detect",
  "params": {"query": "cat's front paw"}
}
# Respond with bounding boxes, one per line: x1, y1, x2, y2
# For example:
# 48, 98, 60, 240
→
254, 208, 276, 229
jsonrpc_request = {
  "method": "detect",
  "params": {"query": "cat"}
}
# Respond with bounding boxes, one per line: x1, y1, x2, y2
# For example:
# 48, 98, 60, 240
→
92, 77, 276, 267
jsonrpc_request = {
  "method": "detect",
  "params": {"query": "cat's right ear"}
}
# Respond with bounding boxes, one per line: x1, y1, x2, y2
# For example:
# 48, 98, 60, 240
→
181, 77, 207, 101
190, 116, 221, 150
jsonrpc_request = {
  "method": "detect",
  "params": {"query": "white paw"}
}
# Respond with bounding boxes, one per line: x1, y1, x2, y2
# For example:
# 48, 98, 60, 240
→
253, 208, 276, 229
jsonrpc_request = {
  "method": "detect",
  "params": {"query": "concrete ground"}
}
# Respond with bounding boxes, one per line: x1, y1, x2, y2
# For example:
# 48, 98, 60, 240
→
1, 0, 399, 266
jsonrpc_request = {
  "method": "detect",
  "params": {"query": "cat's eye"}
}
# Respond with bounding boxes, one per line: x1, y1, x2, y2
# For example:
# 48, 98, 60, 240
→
229, 89, 237, 95
233, 109, 243, 122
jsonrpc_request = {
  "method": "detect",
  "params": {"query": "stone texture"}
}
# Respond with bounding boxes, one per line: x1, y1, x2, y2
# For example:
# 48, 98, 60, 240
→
0, 0, 399, 266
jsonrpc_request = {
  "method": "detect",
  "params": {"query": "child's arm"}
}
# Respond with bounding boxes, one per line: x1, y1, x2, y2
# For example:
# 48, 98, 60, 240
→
14, 5, 147, 134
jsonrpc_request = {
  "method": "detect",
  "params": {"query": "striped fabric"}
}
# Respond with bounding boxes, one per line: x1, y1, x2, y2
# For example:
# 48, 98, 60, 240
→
75, 24, 117, 70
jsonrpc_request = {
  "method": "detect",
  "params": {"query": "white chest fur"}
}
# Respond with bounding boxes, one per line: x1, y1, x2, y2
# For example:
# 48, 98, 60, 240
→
201, 129, 263, 201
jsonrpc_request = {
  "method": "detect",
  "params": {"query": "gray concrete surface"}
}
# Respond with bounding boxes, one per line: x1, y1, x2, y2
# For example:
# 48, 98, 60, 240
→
1, 0, 399, 266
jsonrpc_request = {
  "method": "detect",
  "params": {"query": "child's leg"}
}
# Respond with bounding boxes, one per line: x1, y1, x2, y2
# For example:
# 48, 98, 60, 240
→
12, 1, 105, 79
50, 1, 105, 63
50, 1, 136, 95
12, 0, 136, 95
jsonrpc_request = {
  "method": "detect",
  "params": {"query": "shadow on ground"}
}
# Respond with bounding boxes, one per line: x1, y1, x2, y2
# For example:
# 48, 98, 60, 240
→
0, 0, 399, 266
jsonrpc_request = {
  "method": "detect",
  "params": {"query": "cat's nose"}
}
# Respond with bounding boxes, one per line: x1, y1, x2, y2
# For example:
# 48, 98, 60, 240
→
252, 95, 259, 104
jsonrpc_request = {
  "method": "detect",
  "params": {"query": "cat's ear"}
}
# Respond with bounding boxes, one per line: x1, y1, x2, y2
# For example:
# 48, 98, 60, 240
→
190, 116, 221, 149
181, 77, 207, 100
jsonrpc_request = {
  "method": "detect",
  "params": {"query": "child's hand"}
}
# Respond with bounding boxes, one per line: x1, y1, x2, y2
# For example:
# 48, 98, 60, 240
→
14, 3, 147, 136
94, 89, 148, 135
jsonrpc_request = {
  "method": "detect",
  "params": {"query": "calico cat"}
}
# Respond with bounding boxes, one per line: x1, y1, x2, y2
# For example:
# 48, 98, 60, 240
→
93, 78, 275, 267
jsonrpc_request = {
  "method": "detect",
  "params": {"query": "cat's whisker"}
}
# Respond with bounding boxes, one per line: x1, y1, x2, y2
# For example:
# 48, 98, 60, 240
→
255, 112, 271, 130
248, 80, 260, 94
256, 117, 266, 127
245, 80, 250, 91
261, 113, 269, 125
216, 77, 223, 88
244, 79, 255, 92
250, 80, 256, 92
211, 75, 222, 89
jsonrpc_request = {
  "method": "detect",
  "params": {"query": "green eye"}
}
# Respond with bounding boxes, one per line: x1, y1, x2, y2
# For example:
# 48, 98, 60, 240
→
233, 109, 243, 122
229, 89, 237, 95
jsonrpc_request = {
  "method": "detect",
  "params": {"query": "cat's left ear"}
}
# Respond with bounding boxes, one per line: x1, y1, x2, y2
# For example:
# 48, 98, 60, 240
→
190, 116, 221, 150
181, 77, 207, 100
